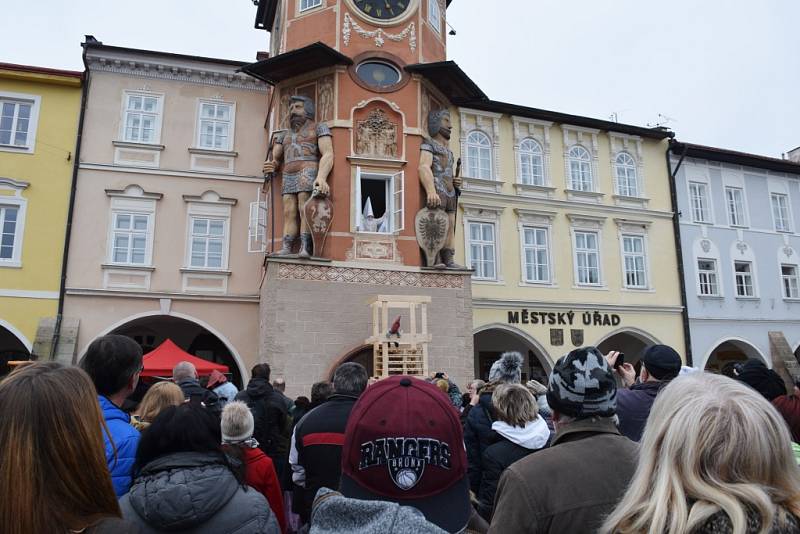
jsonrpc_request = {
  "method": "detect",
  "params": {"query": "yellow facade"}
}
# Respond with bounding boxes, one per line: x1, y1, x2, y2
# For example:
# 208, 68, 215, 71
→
449, 106, 686, 378
0, 65, 81, 358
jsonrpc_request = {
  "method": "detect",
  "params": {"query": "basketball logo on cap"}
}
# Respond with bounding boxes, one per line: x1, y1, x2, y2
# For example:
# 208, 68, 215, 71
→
359, 436, 451, 491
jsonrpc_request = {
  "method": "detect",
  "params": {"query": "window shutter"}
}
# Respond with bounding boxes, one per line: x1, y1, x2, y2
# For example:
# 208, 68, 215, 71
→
355, 166, 363, 231
392, 171, 405, 232
248, 186, 268, 252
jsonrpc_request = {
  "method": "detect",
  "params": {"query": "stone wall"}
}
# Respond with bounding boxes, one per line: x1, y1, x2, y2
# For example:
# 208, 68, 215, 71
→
259, 259, 474, 398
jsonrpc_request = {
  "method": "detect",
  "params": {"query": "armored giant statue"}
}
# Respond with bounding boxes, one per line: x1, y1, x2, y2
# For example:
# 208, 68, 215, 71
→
418, 109, 464, 268
263, 95, 333, 257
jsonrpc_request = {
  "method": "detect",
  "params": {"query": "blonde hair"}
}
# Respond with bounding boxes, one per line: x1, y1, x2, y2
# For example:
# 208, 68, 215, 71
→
492, 383, 538, 428
435, 379, 449, 394
135, 381, 185, 429
602, 372, 800, 534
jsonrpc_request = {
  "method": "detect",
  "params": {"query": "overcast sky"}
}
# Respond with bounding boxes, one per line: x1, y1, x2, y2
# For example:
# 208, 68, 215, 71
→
3, 0, 797, 157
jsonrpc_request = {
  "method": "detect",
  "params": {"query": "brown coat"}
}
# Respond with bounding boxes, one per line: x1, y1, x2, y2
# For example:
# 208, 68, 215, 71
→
488, 418, 637, 534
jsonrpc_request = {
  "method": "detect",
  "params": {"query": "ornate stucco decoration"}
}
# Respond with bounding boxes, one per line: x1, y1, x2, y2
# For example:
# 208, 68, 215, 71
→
276, 263, 465, 289
736, 241, 748, 255
700, 239, 712, 253
784, 245, 794, 258
343, 13, 416, 52
355, 108, 397, 158
317, 76, 334, 123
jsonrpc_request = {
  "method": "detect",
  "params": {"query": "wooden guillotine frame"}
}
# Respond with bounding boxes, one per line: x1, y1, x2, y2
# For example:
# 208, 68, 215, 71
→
366, 295, 431, 378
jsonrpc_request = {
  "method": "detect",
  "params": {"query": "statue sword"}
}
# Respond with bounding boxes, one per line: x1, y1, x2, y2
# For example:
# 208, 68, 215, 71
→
453, 157, 462, 236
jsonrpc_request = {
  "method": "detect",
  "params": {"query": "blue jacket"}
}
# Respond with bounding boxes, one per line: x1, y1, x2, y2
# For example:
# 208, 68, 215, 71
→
99, 395, 140, 496
616, 381, 665, 442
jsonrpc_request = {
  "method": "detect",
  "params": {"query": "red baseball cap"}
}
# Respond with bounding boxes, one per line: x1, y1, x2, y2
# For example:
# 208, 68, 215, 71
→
340, 375, 470, 533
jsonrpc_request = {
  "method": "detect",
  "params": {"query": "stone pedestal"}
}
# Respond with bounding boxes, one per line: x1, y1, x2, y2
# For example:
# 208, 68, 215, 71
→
259, 258, 473, 398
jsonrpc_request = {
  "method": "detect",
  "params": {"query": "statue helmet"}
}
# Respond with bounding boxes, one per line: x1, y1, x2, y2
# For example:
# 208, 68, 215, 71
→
427, 109, 450, 137
289, 95, 315, 120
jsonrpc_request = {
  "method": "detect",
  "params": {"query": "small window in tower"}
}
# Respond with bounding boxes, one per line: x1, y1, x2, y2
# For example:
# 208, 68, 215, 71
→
300, 0, 322, 12
356, 61, 401, 89
355, 168, 405, 233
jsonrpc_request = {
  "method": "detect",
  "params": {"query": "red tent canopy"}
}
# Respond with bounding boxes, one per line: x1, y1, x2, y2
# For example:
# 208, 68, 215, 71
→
141, 338, 229, 378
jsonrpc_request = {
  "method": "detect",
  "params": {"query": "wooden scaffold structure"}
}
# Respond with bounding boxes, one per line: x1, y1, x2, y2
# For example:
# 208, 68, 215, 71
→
367, 295, 431, 378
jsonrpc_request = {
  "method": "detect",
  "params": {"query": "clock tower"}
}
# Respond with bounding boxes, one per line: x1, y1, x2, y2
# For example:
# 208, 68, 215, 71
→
243, 0, 482, 391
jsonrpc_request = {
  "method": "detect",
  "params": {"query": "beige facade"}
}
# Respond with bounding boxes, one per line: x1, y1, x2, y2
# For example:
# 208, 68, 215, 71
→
450, 106, 686, 379
62, 40, 269, 385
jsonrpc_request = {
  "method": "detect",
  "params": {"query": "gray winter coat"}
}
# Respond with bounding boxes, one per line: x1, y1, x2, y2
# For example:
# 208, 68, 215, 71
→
309, 488, 446, 534
119, 451, 280, 534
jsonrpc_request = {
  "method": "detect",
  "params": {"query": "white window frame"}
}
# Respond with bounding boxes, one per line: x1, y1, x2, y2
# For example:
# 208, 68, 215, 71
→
567, 145, 593, 192
614, 152, 638, 197
697, 258, 720, 296
120, 91, 164, 145
688, 181, 712, 223
108, 212, 154, 266
0, 92, 41, 154
518, 138, 545, 186
428, 0, 442, 33
187, 216, 228, 270
354, 167, 404, 234
466, 220, 498, 281
521, 226, 551, 284
573, 230, 602, 286
620, 234, 648, 289
771, 193, 792, 233
248, 186, 268, 253
782, 264, 799, 299
299, 0, 322, 12
0, 199, 26, 267
725, 186, 747, 227
465, 130, 493, 180
195, 100, 235, 152
733, 260, 755, 298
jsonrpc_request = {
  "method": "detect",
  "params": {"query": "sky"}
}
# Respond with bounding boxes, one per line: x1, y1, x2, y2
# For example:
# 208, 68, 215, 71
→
2, 0, 798, 157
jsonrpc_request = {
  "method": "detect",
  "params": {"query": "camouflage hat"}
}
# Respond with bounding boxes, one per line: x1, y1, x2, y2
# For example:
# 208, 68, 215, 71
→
546, 346, 617, 418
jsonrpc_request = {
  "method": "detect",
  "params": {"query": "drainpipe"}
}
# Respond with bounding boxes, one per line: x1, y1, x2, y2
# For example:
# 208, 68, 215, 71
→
665, 140, 693, 366
51, 42, 91, 362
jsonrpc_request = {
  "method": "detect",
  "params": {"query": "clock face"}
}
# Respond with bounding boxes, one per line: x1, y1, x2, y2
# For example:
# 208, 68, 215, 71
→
353, 0, 409, 20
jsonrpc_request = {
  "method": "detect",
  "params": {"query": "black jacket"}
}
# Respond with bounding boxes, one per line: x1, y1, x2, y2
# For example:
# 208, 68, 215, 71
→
235, 378, 290, 465
464, 387, 497, 494
477, 433, 543, 521
292, 394, 359, 522
176, 378, 220, 416
616, 381, 665, 442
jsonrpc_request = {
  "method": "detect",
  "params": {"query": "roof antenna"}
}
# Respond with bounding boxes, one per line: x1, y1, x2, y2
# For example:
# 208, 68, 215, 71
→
647, 113, 676, 128
447, 22, 457, 36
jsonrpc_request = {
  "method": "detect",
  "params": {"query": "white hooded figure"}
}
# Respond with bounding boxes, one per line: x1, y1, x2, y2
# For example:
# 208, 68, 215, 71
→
359, 197, 387, 233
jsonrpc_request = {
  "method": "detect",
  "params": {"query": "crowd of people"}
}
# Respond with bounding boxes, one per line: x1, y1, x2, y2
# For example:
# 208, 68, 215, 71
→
1, 334, 800, 533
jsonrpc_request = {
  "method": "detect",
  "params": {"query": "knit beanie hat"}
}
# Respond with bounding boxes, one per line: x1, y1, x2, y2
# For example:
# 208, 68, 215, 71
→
488, 352, 523, 384
221, 401, 255, 443
641, 345, 682, 381
734, 359, 786, 401
546, 346, 617, 418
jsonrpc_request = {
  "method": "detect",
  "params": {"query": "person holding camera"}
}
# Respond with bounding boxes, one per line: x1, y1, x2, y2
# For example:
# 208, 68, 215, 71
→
605, 344, 682, 442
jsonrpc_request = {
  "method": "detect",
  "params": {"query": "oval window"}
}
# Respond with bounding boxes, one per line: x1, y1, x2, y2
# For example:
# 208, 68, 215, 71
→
356, 60, 401, 88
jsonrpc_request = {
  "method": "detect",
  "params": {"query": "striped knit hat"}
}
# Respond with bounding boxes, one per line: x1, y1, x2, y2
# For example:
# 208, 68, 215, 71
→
546, 346, 617, 418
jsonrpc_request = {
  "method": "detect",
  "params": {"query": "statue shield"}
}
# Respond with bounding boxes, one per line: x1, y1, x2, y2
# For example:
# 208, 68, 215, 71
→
303, 193, 333, 259
414, 207, 449, 267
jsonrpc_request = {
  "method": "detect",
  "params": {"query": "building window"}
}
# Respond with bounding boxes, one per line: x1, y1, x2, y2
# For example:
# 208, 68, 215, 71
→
697, 258, 719, 296
522, 227, 549, 283
428, 0, 441, 32
782, 264, 799, 299
621, 234, 647, 288
355, 169, 404, 233
468, 221, 496, 280
568, 146, 593, 191
725, 186, 746, 227
465, 131, 492, 180
689, 182, 711, 223
0, 205, 20, 261
519, 138, 544, 186
0, 100, 32, 148
734, 261, 754, 297
771, 193, 791, 232
574, 230, 600, 285
300, 0, 322, 11
189, 217, 226, 269
614, 152, 638, 197
248, 199, 268, 253
123, 92, 162, 144
197, 101, 233, 151
355, 60, 402, 89
110, 212, 151, 265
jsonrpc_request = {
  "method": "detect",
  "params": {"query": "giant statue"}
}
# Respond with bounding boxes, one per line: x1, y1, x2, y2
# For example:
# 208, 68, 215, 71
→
263, 95, 333, 257
417, 109, 464, 269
